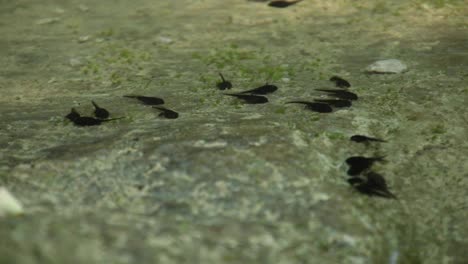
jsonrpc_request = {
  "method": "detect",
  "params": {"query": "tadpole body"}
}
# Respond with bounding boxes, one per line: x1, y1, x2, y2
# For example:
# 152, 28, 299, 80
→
124, 95, 165, 105
238, 84, 278, 95
153, 106, 179, 119
329, 76, 351, 88
92, 101, 110, 119
65, 108, 80, 121
268, 0, 303, 8
346, 156, 385, 176
224, 93, 269, 104
348, 172, 396, 199
350, 135, 386, 143
314, 99, 352, 108
216, 73, 232, 90
286, 101, 333, 113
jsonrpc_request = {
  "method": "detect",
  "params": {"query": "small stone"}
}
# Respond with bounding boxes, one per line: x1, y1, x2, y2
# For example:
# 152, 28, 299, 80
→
78, 4, 89, 12
365, 59, 408, 74
0, 187, 24, 217
69, 58, 82, 67
155, 36, 173, 44
53, 7, 65, 14
35, 17, 61, 25
78, 35, 90, 43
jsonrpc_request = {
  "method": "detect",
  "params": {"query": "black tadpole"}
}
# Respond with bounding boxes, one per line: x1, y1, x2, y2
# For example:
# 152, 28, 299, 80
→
65, 108, 81, 121
316, 89, 358, 101
350, 135, 386, 143
314, 99, 352, 108
238, 84, 278, 95
153, 106, 179, 119
346, 156, 385, 176
268, 0, 303, 8
329, 76, 351, 88
224, 93, 269, 104
216, 73, 232, 90
348, 172, 396, 199
65, 108, 123, 126
285, 101, 333, 113
71, 116, 124, 127
91, 101, 110, 119
123, 95, 165, 105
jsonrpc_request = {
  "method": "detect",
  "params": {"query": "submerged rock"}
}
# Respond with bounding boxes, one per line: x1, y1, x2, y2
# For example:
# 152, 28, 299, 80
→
0, 187, 24, 217
365, 59, 408, 74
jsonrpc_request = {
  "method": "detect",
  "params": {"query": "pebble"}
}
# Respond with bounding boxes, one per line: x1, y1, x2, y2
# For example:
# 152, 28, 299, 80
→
69, 58, 82, 67
365, 59, 408, 74
155, 36, 173, 44
0, 187, 24, 217
78, 35, 90, 43
78, 4, 89, 12
35, 17, 61, 25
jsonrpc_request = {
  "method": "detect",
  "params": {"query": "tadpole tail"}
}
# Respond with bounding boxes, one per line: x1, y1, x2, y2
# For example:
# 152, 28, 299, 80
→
285, 101, 311, 105
102, 117, 125, 122
91, 101, 99, 109
219, 73, 225, 81
224, 93, 240, 97
152, 106, 166, 111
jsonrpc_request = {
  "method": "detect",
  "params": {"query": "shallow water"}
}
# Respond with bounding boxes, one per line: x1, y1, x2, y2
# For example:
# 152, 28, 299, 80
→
1, 0, 467, 263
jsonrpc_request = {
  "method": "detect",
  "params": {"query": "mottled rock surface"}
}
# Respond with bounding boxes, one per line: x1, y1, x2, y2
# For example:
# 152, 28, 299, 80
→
0, 1, 467, 263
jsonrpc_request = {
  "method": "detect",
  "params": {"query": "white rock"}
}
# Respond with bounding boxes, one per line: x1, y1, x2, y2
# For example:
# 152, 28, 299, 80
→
69, 58, 82, 67
35, 17, 61, 25
0, 187, 24, 217
365, 59, 408, 74
78, 4, 89, 12
155, 36, 173, 44
78, 35, 90, 43
53, 7, 65, 14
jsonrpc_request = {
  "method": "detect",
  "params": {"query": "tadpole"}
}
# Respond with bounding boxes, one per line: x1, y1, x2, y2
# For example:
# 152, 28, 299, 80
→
153, 106, 179, 119
238, 84, 278, 95
91, 101, 110, 119
216, 73, 232, 90
350, 135, 386, 143
65, 108, 123, 126
224, 93, 269, 104
285, 101, 333, 113
65, 108, 80, 121
314, 99, 352, 108
348, 172, 396, 199
329, 76, 351, 88
346, 156, 385, 176
124, 95, 165, 105
268, 0, 303, 8
71, 116, 124, 126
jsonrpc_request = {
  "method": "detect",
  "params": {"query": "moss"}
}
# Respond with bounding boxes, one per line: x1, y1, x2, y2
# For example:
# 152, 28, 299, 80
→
430, 124, 446, 134
274, 107, 286, 115
77, 43, 155, 87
